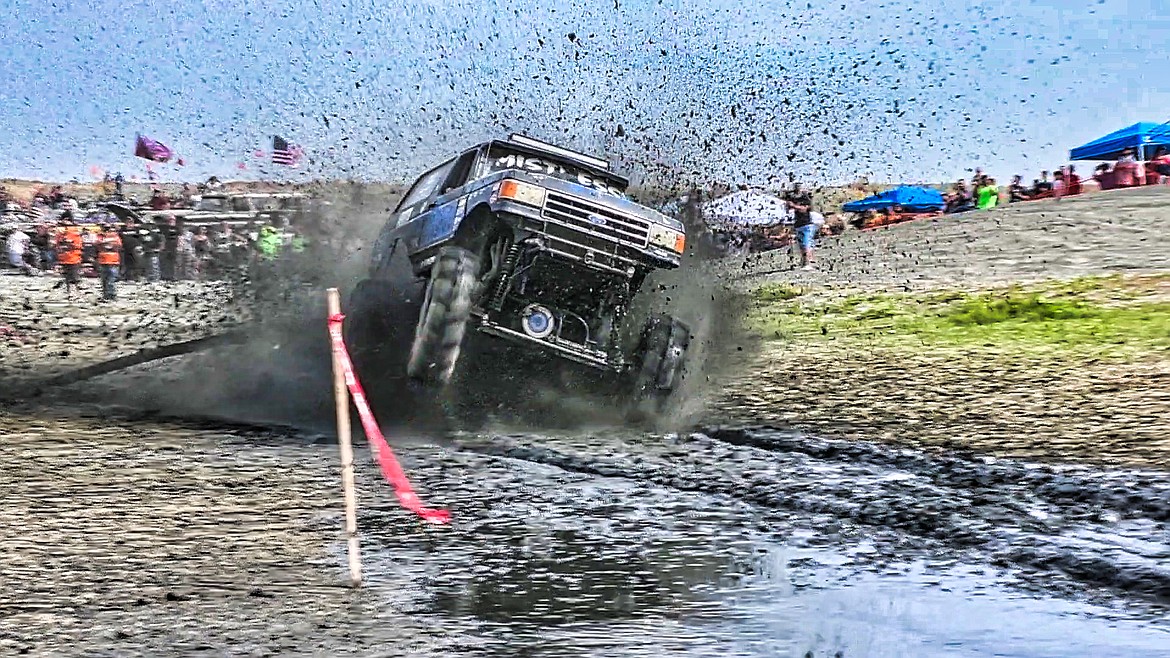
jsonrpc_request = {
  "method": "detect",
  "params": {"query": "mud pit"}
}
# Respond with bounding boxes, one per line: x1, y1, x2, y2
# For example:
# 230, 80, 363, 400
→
1, 411, 1167, 656
2, 188, 1169, 656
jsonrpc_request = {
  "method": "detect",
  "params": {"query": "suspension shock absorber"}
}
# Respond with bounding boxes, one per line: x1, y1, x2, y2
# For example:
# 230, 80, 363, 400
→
489, 242, 522, 311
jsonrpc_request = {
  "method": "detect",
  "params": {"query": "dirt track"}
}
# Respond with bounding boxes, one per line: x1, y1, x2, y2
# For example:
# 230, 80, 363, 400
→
1, 187, 1169, 656
1, 408, 1166, 656
0, 411, 467, 656
0, 277, 241, 394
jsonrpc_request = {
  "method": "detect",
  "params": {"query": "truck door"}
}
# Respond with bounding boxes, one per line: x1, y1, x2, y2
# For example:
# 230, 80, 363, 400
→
390, 159, 456, 253
414, 149, 482, 250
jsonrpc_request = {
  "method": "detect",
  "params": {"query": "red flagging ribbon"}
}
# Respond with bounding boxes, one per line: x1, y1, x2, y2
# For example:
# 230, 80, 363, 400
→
327, 313, 451, 524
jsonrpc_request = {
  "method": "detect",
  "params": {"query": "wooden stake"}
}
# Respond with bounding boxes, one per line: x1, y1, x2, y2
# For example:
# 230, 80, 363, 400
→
327, 287, 362, 587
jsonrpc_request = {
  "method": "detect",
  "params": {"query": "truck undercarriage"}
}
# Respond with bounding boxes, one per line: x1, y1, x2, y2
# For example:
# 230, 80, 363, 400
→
473, 231, 644, 371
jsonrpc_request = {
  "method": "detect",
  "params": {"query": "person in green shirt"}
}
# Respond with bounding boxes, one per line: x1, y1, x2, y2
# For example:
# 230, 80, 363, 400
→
256, 224, 282, 260
976, 178, 1000, 210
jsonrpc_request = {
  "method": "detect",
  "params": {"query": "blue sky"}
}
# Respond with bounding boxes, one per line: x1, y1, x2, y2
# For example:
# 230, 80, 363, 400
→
0, 0, 1167, 186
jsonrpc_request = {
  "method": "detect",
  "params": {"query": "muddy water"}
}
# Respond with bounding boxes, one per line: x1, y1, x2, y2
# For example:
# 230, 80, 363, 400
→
1, 409, 1166, 657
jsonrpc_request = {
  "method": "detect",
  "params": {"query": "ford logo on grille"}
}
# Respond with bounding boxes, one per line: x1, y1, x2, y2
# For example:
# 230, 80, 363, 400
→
586, 213, 608, 226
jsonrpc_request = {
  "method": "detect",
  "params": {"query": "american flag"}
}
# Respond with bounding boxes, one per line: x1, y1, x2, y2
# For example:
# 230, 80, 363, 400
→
272, 135, 304, 166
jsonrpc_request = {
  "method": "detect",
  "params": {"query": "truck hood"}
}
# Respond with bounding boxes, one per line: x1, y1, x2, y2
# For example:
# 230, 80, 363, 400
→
514, 173, 683, 232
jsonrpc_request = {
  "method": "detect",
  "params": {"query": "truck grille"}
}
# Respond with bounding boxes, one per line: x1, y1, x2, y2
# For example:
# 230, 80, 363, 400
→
542, 193, 650, 248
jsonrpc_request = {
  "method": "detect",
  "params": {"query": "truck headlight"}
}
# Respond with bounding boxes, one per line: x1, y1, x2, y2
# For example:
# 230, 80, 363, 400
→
498, 179, 546, 207
649, 225, 686, 253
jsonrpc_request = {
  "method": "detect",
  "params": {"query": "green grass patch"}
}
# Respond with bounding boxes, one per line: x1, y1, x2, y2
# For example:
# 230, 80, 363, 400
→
944, 293, 1098, 326
754, 283, 806, 303
748, 275, 1170, 353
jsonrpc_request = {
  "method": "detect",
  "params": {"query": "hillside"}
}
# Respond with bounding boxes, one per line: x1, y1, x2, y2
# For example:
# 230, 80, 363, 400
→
727, 185, 1170, 290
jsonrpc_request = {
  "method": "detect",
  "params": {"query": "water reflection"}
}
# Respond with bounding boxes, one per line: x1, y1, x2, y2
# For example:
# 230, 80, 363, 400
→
351, 442, 1170, 658
429, 527, 742, 624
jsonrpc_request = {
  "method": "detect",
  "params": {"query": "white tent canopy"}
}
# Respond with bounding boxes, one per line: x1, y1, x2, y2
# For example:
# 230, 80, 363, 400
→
701, 190, 792, 227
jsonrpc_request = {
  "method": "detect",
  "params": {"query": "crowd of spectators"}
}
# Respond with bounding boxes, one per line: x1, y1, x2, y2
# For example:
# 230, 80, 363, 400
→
944, 150, 1170, 215
0, 174, 231, 218
5, 215, 302, 283
943, 167, 1067, 214
2, 174, 307, 291
697, 145, 1170, 261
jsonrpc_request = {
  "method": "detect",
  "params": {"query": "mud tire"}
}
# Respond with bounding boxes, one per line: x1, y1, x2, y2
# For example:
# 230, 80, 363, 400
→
344, 278, 399, 377
632, 313, 691, 414
407, 246, 480, 387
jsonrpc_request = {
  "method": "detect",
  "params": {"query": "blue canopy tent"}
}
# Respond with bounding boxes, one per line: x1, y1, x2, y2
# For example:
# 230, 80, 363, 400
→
841, 185, 945, 213
1069, 122, 1170, 161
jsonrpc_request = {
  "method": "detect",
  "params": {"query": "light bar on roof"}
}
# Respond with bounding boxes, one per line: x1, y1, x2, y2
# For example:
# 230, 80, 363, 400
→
507, 134, 610, 170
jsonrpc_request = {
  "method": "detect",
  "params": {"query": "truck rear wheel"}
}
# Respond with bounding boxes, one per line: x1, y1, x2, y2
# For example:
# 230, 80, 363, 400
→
344, 278, 399, 379
632, 313, 691, 414
345, 280, 393, 341
407, 246, 480, 387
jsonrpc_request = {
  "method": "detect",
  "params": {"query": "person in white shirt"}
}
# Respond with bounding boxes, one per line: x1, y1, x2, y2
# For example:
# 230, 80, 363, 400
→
7, 228, 31, 272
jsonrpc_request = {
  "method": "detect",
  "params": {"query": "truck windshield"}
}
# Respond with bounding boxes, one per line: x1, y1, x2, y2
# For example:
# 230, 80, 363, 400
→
482, 146, 627, 197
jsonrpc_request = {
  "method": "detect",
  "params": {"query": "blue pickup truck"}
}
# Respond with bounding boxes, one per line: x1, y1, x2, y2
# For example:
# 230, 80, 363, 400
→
348, 134, 691, 409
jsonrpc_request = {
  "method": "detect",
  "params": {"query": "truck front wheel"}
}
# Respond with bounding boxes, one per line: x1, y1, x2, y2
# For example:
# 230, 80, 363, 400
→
407, 246, 480, 387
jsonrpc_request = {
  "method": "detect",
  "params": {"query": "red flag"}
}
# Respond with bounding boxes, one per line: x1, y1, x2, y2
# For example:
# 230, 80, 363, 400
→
134, 134, 173, 162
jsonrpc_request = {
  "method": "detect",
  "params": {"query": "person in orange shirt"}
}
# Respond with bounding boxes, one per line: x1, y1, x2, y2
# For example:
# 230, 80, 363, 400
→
54, 213, 85, 297
96, 223, 123, 301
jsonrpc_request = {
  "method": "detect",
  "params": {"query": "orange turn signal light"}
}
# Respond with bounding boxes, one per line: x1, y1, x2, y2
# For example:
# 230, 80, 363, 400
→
499, 179, 520, 199
497, 179, 546, 207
